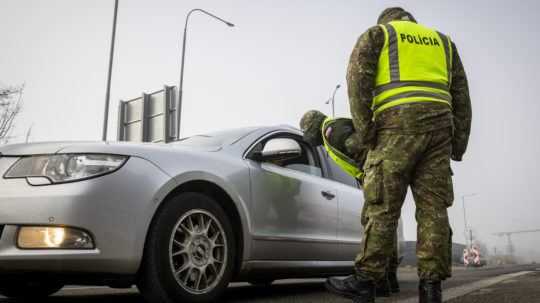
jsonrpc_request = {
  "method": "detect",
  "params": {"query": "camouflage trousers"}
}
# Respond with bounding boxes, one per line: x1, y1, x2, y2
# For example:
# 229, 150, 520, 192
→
356, 128, 454, 281
360, 204, 401, 274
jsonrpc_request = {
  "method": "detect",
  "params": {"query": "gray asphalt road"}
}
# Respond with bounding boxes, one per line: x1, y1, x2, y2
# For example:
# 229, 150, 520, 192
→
446, 270, 540, 303
0, 264, 538, 303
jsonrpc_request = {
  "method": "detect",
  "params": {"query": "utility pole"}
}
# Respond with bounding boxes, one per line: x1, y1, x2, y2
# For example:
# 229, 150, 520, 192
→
176, 9, 234, 140
102, 0, 119, 141
461, 193, 478, 248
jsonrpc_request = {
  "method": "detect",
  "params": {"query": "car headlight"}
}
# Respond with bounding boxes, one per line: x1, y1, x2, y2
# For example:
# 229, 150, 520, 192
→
4, 154, 128, 184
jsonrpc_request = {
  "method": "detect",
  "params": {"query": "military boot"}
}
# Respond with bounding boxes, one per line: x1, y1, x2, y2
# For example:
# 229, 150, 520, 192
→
325, 274, 375, 303
388, 271, 400, 293
375, 274, 391, 297
419, 280, 442, 303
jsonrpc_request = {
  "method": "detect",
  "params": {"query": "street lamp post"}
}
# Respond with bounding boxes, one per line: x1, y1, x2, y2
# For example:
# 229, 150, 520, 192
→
176, 9, 234, 140
102, 0, 119, 141
462, 193, 478, 248
325, 84, 341, 117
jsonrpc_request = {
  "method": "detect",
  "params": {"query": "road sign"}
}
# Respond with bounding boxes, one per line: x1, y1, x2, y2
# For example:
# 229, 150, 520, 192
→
117, 85, 177, 143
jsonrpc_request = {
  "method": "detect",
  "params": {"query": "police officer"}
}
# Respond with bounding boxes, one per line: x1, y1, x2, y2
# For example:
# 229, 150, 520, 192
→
300, 110, 400, 297
324, 7, 472, 303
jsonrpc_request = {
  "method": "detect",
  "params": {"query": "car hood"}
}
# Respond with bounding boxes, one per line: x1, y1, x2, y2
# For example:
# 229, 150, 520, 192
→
0, 141, 221, 157
0, 141, 81, 156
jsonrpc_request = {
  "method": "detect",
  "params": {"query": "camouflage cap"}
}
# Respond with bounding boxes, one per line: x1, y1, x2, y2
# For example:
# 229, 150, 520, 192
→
300, 110, 327, 147
377, 7, 417, 24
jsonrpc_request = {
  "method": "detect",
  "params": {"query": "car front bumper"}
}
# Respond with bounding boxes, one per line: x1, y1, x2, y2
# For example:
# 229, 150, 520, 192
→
0, 156, 172, 275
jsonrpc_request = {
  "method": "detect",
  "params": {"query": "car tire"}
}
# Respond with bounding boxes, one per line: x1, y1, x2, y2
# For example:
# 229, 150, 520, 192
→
138, 192, 236, 303
0, 279, 63, 299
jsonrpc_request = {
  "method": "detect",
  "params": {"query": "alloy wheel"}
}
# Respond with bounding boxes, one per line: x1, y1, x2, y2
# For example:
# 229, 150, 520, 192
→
169, 209, 228, 294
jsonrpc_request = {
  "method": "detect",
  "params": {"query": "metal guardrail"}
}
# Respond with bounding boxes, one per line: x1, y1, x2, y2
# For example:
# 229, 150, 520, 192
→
117, 85, 177, 143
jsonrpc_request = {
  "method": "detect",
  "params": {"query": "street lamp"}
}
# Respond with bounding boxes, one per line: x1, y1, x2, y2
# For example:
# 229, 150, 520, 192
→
176, 9, 234, 140
462, 193, 478, 248
102, 0, 119, 141
325, 84, 341, 117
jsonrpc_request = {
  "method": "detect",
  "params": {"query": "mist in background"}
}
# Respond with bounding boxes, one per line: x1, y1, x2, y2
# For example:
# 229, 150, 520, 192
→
1, 0, 539, 261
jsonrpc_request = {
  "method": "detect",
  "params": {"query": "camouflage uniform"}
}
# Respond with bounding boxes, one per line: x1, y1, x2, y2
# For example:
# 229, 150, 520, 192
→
300, 110, 401, 279
348, 10, 472, 281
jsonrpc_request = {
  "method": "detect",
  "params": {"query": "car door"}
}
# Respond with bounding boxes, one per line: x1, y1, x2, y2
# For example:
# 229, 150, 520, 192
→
317, 148, 365, 261
246, 134, 340, 261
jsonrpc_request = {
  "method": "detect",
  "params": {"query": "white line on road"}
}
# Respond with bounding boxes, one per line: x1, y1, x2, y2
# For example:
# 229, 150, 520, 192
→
396, 271, 533, 303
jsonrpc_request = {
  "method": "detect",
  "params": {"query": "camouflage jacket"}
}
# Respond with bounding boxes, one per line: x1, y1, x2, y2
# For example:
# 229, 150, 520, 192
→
346, 25, 472, 161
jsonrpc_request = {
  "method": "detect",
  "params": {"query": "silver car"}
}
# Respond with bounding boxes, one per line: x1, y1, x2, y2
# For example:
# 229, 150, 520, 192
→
0, 125, 367, 302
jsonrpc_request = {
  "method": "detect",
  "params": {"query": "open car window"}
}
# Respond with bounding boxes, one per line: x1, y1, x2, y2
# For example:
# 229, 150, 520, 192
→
284, 163, 322, 177
318, 146, 360, 188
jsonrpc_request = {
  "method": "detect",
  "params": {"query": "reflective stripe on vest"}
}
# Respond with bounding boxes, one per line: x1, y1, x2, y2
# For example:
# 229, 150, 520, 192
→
321, 118, 364, 179
373, 21, 453, 115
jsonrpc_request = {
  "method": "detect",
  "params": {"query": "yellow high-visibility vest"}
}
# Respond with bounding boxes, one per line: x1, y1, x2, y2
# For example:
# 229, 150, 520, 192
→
373, 21, 453, 115
321, 118, 363, 179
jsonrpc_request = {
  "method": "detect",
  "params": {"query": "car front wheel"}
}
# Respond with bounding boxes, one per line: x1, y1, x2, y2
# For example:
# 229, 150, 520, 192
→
138, 192, 236, 303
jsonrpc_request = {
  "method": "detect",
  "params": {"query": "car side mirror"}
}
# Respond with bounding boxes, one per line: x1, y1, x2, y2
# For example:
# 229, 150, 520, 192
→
252, 138, 302, 162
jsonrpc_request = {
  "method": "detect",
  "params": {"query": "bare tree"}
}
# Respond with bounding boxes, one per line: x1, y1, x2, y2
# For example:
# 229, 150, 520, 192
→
0, 84, 24, 144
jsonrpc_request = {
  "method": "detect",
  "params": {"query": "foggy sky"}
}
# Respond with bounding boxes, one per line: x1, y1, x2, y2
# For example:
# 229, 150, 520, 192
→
1, 0, 539, 258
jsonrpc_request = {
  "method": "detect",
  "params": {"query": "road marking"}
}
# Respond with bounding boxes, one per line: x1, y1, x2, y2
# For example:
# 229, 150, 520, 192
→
396, 271, 533, 303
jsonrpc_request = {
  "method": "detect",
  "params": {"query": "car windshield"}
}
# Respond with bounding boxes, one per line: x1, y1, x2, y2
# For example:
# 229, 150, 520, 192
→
171, 127, 259, 148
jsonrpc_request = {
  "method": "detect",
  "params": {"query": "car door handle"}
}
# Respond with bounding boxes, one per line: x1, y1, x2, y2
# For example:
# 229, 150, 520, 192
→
321, 190, 336, 200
